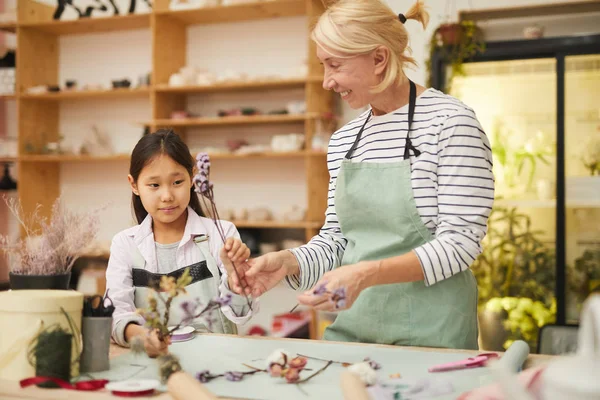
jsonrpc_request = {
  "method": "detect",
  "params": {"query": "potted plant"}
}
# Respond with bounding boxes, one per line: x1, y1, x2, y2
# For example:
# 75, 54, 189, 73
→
568, 248, 600, 314
490, 119, 555, 197
426, 20, 485, 91
0, 197, 101, 290
472, 206, 556, 351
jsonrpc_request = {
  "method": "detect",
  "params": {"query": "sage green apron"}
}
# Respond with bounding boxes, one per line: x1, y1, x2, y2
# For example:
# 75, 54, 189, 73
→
323, 81, 479, 349
131, 235, 237, 335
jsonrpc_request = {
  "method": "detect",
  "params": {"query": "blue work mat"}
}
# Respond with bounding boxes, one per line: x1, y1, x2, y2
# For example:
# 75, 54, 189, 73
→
90, 335, 493, 399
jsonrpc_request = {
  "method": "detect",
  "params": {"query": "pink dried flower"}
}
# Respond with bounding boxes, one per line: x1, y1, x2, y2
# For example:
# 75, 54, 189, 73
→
289, 357, 307, 370
268, 363, 284, 377
284, 368, 300, 383
0, 196, 103, 275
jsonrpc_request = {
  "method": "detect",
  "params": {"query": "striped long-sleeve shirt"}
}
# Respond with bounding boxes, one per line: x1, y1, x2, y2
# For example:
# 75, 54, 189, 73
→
286, 88, 494, 290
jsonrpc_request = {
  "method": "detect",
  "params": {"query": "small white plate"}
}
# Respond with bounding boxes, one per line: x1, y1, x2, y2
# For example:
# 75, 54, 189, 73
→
105, 379, 160, 393
171, 334, 196, 343
168, 325, 196, 342
168, 326, 195, 336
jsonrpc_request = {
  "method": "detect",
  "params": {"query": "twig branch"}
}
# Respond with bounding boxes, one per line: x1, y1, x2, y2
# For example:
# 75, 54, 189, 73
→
296, 354, 349, 366
296, 360, 333, 384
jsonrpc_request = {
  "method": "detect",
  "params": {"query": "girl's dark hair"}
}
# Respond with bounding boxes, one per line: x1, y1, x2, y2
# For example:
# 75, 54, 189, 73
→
129, 129, 204, 224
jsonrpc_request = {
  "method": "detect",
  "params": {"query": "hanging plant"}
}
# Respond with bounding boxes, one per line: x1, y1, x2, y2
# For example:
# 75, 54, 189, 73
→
426, 20, 486, 92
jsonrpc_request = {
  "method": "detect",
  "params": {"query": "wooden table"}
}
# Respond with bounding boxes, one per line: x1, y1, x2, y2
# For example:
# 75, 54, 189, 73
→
0, 335, 554, 400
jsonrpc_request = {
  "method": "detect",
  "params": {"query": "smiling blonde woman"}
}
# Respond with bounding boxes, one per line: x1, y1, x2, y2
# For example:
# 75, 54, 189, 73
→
229, 0, 494, 350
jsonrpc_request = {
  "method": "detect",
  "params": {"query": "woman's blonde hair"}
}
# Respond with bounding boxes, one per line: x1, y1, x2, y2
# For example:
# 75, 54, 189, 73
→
312, 0, 429, 93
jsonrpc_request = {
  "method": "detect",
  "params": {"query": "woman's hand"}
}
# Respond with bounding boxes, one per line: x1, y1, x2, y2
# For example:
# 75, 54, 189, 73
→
297, 261, 378, 312
227, 250, 299, 297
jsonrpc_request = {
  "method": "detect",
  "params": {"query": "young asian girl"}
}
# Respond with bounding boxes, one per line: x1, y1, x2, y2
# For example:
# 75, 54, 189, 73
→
105, 129, 257, 357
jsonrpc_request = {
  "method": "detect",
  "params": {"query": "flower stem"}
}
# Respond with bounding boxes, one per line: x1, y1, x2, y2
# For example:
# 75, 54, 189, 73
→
295, 360, 333, 384
296, 354, 348, 366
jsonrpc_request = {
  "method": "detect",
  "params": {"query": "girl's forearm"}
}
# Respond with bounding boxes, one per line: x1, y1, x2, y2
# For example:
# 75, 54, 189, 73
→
124, 322, 146, 343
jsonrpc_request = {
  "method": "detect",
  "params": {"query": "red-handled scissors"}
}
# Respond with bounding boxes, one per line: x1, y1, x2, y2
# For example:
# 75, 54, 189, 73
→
428, 353, 499, 373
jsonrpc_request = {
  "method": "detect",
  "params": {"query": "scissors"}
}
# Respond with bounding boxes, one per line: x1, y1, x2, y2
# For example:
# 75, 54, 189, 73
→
428, 353, 499, 373
83, 291, 115, 317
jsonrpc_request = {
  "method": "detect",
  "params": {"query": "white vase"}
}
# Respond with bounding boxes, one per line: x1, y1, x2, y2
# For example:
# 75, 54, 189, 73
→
536, 179, 555, 201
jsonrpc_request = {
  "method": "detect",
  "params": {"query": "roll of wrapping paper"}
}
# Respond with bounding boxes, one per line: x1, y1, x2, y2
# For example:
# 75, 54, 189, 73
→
497, 340, 530, 373
340, 370, 371, 400
167, 371, 218, 400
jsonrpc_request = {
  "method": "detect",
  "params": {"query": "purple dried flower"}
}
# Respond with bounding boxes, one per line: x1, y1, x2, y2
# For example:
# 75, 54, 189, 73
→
196, 370, 212, 383
194, 152, 214, 195
181, 300, 197, 315
313, 281, 329, 296
364, 357, 381, 370
180, 300, 198, 325
224, 371, 244, 382
214, 293, 233, 307
332, 287, 347, 309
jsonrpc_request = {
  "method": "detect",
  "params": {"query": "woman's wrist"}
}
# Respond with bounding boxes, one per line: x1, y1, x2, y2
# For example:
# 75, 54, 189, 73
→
361, 260, 383, 289
281, 249, 301, 276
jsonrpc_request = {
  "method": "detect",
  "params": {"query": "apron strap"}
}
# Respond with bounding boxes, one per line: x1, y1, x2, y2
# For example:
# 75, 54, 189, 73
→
344, 111, 372, 159
403, 80, 420, 160
345, 80, 419, 160
193, 235, 222, 277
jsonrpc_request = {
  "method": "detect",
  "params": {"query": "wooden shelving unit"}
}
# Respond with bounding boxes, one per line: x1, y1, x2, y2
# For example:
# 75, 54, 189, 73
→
154, 0, 306, 24
230, 220, 323, 229
14, 0, 332, 248
0, 22, 16, 33
18, 151, 326, 162
19, 154, 131, 162
154, 77, 321, 93
150, 114, 313, 127
19, 14, 151, 35
20, 88, 151, 100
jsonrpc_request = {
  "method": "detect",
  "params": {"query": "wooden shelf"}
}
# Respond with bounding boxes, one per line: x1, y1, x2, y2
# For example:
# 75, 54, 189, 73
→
156, 0, 305, 25
0, 22, 16, 33
0, 94, 15, 100
151, 114, 313, 127
20, 13, 151, 35
19, 154, 131, 162
155, 77, 321, 94
20, 88, 151, 100
210, 151, 325, 159
0, 157, 18, 163
231, 220, 323, 229
459, 1, 600, 21
17, 151, 325, 163
495, 199, 600, 209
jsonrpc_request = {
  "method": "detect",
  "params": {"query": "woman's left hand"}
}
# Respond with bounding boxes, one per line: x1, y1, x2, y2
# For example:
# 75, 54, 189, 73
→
297, 261, 378, 311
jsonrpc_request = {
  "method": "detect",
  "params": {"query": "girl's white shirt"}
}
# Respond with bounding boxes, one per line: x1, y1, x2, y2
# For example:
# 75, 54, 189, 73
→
106, 207, 258, 346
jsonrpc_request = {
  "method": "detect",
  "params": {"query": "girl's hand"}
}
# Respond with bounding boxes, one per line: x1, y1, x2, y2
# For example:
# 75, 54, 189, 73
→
145, 329, 171, 358
222, 237, 251, 265
220, 238, 251, 292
